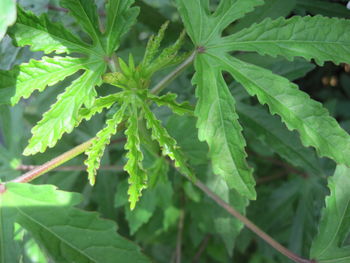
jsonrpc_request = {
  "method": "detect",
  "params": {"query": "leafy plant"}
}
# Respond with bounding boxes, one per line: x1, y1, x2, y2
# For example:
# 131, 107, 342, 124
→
1, 0, 350, 262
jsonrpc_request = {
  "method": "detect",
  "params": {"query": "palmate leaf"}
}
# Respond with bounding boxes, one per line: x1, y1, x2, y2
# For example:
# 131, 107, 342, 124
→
0, 183, 151, 262
175, 0, 263, 45
0, 56, 92, 105
9, 6, 92, 55
193, 54, 255, 199
310, 165, 350, 263
220, 15, 350, 65
104, 0, 139, 55
60, 0, 101, 46
85, 103, 127, 185
142, 103, 194, 180
0, 0, 16, 40
124, 102, 147, 210
216, 53, 350, 167
24, 64, 106, 155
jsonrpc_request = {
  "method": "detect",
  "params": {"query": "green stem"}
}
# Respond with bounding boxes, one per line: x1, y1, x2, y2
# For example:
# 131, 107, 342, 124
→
150, 50, 197, 94
10, 139, 94, 184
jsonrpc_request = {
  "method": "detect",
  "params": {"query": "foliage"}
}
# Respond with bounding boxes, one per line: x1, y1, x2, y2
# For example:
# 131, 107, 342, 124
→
1, 0, 350, 262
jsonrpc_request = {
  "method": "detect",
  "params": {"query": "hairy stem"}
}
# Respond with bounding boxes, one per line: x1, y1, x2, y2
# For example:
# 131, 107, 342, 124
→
10, 139, 94, 183
150, 50, 197, 94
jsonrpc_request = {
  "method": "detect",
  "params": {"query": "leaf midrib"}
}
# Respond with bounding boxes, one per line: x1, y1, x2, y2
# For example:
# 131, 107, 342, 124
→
15, 207, 98, 262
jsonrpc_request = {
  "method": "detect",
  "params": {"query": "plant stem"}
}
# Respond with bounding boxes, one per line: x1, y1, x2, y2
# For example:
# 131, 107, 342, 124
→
191, 178, 315, 263
175, 209, 185, 263
11, 139, 94, 183
16, 164, 123, 172
150, 50, 197, 95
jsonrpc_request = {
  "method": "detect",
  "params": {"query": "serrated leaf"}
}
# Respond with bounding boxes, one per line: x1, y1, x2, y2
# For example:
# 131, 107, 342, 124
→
60, 0, 101, 46
310, 165, 350, 263
142, 103, 194, 180
124, 102, 147, 210
220, 15, 350, 65
85, 103, 126, 185
0, 56, 92, 105
147, 92, 193, 115
78, 93, 125, 121
0, 183, 151, 262
296, 0, 350, 19
0, 0, 16, 40
9, 6, 92, 55
142, 21, 169, 67
175, 0, 263, 45
125, 189, 157, 235
219, 54, 350, 167
104, 0, 139, 55
193, 54, 256, 199
237, 102, 322, 175
24, 64, 106, 155
231, 0, 296, 33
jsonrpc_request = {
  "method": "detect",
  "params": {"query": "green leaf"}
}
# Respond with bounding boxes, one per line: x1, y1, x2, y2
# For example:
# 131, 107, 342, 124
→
310, 165, 350, 262
104, 0, 139, 55
237, 102, 322, 175
142, 103, 194, 180
24, 64, 106, 155
147, 92, 194, 115
296, 0, 350, 19
142, 21, 169, 67
0, 190, 19, 263
0, 183, 151, 262
0, 56, 91, 105
9, 6, 92, 55
124, 103, 147, 210
78, 93, 125, 121
220, 15, 350, 65
125, 189, 157, 235
231, 0, 296, 33
218, 54, 350, 168
0, 0, 16, 40
85, 103, 127, 185
175, 0, 263, 45
193, 54, 256, 199
60, 0, 101, 46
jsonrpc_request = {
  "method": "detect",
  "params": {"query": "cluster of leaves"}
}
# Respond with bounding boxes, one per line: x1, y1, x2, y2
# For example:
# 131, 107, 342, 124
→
1, 0, 350, 262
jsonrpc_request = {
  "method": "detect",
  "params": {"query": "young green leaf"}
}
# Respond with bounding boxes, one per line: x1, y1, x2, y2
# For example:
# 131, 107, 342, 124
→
85, 103, 127, 185
78, 93, 125, 121
0, 56, 92, 105
0, 0, 16, 40
310, 165, 350, 263
124, 103, 147, 210
9, 6, 92, 55
219, 54, 350, 167
24, 64, 106, 155
60, 0, 102, 47
0, 183, 151, 263
142, 21, 169, 67
193, 54, 256, 199
142, 103, 194, 180
220, 15, 350, 65
147, 92, 193, 115
104, 0, 139, 55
